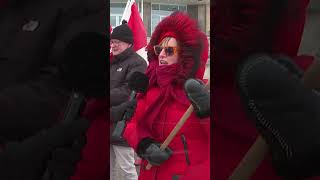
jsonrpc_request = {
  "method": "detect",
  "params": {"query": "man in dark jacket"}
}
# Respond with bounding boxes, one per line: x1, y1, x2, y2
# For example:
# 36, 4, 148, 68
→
0, 0, 107, 179
110, 21, 147, 180
110, 21, 147, 106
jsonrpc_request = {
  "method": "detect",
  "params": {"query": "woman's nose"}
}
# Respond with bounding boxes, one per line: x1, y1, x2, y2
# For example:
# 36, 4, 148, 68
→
159, 48, 166, 57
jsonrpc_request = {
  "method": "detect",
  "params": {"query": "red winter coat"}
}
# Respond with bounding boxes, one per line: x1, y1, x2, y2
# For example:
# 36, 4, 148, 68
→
121, 12, 210, 180
123, 87, 210, 180
212, 0, 316, 179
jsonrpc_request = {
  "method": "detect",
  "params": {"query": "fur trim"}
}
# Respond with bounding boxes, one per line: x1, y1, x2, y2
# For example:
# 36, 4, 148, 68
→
146, 11, 209, 82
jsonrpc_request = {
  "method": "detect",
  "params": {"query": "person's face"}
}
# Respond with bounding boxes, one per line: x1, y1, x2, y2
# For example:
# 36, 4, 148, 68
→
154, 37, 179, 66
110, 39, 131, 56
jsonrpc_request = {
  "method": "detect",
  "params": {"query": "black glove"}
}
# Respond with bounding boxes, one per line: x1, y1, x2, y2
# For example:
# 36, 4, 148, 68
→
44, 135, 86, 180
137, 138, 172, 166
237, 54, 320, 179
110, 99, 137, 123
0, 117, 89, 180
110, 100, 137, 145
184, 79, 210, 118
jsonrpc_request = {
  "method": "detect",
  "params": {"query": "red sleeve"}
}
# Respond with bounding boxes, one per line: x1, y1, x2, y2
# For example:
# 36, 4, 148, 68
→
70, 117, 109, 180
213, 0, 277, 66
71, 99, 109, 180
293, 55, 315, 71
271, 0, 310, 57
213, 0, 309, 76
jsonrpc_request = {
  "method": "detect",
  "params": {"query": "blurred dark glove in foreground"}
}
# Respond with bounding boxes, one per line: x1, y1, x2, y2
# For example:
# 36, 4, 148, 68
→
237, 54, 320, 179
43, 135, 86, 180
0, 117, 89, 180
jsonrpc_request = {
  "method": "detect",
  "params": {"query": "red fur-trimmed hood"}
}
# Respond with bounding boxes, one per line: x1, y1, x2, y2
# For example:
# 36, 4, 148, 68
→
146, 11, 209, 84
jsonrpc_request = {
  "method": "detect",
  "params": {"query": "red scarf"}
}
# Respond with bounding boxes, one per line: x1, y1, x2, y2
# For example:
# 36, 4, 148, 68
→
137, 61, 190, 138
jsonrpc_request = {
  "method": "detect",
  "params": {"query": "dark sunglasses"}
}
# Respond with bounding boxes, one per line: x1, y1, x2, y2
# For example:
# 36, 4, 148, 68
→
153, 45, 179, 56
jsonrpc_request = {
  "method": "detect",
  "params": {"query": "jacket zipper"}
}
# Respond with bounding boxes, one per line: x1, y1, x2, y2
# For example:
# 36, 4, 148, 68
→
181, 134, 191, 166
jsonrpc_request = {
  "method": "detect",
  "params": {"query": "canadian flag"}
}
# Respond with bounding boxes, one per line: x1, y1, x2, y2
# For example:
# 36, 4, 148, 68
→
121, 0, 147, 61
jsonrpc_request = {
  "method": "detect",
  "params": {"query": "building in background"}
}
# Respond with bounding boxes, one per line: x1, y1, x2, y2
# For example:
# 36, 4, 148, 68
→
299, 0, 320, 55
111, 0, 210, 36
110, 0, 210, 79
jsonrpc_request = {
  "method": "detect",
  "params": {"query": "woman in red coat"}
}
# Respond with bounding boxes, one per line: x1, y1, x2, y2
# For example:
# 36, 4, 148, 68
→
212, 0, 315, 179
123, 11, 210, 180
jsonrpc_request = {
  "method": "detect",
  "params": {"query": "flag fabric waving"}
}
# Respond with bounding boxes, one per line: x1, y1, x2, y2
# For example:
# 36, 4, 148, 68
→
121, 0, 147, 60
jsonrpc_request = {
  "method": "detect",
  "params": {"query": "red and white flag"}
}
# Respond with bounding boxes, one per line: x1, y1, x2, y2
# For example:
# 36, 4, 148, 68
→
121, 0, 147, 61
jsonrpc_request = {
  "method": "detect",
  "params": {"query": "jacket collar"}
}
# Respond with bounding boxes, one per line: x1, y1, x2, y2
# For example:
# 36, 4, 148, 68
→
111, 47, 134, 64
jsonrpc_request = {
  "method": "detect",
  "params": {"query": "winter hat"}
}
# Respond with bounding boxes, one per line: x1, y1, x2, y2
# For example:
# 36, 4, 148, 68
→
111, 20, 133, 44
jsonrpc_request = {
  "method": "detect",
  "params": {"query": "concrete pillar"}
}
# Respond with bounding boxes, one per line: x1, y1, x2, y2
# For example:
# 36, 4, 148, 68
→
197, 5, 206, 33
309, 0, 320, 12
206, 4, 210, 35
143, 2, 151, 37
187, 5, 198, 21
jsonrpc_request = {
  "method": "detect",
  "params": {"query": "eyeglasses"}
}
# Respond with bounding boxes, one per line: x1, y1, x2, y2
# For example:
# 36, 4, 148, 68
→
110, 40, 121, 46
153, 45, 179, 56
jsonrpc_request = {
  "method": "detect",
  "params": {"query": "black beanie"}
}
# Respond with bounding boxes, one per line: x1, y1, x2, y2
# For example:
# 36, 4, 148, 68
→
111, 20, 133, 44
